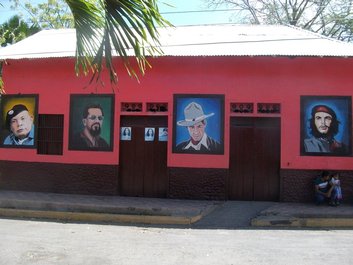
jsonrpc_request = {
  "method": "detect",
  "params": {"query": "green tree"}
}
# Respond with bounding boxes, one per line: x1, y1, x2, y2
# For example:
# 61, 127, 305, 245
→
10, 0, 74, 29
205, 0, 353, 42
0, 16, 40, 94
0, 15, 40, 47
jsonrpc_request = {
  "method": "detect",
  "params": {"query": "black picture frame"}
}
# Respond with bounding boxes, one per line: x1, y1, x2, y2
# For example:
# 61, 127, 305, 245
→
173, 94, 224, 154
300, 95, 352, 156
0, 94, 38, 148
68, 94, 114, 151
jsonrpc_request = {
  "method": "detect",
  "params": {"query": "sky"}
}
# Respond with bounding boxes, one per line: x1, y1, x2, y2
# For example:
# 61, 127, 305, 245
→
0, 0, 235, 25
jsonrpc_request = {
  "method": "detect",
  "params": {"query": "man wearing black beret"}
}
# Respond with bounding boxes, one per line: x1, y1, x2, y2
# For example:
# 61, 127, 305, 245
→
3, 104, 35, 145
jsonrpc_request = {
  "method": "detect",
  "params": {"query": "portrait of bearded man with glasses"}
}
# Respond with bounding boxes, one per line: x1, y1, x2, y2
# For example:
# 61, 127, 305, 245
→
70, 103, 110, 150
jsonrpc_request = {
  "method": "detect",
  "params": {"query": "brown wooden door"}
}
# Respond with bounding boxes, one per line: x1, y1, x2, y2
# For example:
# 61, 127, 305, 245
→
119, 116, 168, 198
229, 117, 280, 201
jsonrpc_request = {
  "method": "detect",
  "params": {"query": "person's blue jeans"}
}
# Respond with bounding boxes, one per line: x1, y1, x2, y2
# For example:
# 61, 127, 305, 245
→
331, 187, 342, 201
315, 193, 328, 205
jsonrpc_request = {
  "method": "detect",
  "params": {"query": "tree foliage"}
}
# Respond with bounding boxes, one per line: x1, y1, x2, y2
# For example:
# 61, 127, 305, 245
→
205, 0, 353, 42
0, 16, 40, 93
10, 0, 74, 29
0, 15, 40, 47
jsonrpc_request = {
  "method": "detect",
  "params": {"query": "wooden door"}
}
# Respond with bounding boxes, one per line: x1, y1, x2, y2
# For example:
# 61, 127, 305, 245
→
119, 116, 168, 197
229, 117, 280, 201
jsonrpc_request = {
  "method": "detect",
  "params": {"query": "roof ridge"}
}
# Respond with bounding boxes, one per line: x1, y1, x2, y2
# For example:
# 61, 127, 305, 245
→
2, 24, 353, 59
284, 24, 353, 45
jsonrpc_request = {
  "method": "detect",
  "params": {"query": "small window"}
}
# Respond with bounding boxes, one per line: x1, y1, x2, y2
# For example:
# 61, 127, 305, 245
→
230, 103, 254, 113
37, 114, 64, 155
121, 102, 142, 112
146, 102, 168, 113
257, 103, 281, 114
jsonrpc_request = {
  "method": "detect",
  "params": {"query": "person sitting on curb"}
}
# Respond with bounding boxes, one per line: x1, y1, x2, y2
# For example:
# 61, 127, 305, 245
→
329, 172, 342, 206
314, 170, 335, 206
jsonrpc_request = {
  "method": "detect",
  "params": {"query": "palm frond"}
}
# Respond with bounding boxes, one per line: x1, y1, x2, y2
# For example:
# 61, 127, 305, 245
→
66, 0, 172, 84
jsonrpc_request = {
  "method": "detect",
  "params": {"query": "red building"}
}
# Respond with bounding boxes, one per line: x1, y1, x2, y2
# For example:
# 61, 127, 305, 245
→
0, 24, 353, 202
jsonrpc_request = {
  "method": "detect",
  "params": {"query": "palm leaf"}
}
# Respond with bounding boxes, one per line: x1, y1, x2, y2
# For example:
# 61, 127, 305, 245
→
66, 0, 172, 84
65, 0, 103, 77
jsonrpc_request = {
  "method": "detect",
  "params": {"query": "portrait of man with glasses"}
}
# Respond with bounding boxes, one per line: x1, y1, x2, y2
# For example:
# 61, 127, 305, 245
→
69, 95, 114, 151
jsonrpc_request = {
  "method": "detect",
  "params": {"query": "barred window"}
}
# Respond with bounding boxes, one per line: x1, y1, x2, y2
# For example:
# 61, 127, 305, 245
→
257, 103, 281, 114
37, 114, 64, 155
146, 102, 168, 113
121, 102, 143, 112
230, 103, 254, 113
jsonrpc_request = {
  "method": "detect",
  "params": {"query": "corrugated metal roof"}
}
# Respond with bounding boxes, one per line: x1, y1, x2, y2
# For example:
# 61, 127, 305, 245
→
1, 24, 353, 59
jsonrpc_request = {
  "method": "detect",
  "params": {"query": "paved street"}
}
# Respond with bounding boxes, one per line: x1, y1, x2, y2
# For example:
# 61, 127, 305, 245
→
1, 218, 353, 265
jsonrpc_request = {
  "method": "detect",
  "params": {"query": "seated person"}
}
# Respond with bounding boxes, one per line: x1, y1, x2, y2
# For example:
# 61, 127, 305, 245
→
314, 171, 334, 205
329, 172, 342, 206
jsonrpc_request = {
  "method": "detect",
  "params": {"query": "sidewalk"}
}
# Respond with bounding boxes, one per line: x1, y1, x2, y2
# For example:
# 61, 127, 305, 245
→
0, 190, 218, 225
251, 202, 353, 228
0, 190, 353, 228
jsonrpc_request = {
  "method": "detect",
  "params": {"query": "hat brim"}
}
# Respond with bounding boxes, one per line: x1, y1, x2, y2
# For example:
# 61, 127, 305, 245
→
177, 113, 214, 127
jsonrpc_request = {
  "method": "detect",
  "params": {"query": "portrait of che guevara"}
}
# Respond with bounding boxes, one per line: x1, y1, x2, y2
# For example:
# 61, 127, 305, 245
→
301, 96, 352, 157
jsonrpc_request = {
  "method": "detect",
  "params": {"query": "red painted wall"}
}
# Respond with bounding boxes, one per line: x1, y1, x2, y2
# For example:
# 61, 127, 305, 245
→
1, 56, 353, 170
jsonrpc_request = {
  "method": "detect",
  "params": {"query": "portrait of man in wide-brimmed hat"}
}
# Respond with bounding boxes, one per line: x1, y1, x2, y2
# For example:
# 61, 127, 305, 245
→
173, 95, 224, 154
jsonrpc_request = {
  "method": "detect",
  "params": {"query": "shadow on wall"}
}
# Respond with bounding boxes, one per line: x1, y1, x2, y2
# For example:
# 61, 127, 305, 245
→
281, 169, 353, 203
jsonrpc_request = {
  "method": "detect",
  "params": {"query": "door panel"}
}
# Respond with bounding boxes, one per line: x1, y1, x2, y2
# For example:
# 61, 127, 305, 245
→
119, 121, 145, 196
120, 116, 168, 198
253, 120, 280, 201
229, 124, 254, 200
143, 138, 168, 197
229, 117, 280, 201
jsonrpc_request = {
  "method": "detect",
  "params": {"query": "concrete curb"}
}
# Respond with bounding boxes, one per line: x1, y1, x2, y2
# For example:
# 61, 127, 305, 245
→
251, 216, 353, 228
0, 191, 221, 225
0, 208, 204, 225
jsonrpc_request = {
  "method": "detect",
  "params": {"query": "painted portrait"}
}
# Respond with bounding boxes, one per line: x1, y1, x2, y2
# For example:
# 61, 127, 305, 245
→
69, 94, 114, 151
173, 94, 224, 154
0, 94, 38, 148
301, 96, 352, 156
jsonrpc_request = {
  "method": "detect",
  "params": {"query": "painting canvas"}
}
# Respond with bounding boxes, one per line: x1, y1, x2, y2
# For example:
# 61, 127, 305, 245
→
69, 94, 114, 151
173, 94, 224, 154
0, 94, 38, 148
301, 96, 352, 156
